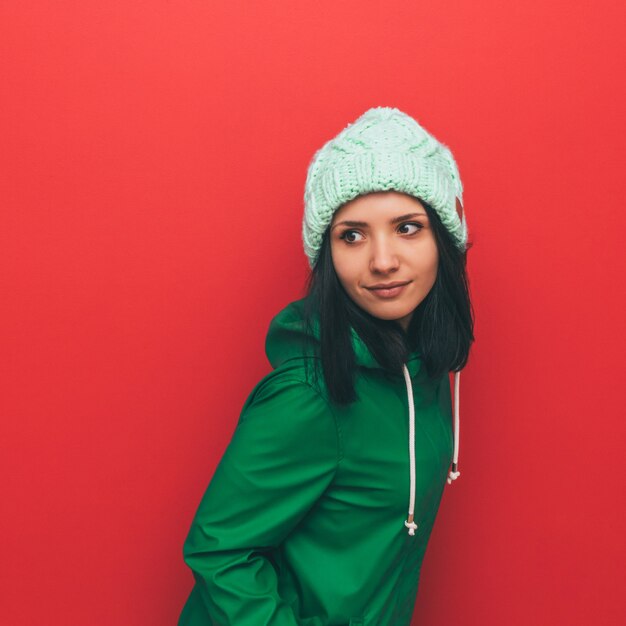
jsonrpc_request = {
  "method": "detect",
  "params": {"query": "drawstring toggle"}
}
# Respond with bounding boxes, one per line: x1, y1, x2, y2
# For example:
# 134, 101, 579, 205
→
447, 462, 460, 484
404, 514, 418, 536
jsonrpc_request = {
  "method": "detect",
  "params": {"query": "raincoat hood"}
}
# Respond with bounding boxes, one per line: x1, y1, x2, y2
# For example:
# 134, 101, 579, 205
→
265, 296, 423, 377
265, 296, 461, 536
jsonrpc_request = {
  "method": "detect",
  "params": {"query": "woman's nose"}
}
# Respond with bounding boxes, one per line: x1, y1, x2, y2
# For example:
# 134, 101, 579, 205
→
369, 238, 400, 273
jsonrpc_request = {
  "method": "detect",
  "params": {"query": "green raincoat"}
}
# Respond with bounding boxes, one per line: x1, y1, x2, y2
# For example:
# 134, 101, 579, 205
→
178, 296, 456, 625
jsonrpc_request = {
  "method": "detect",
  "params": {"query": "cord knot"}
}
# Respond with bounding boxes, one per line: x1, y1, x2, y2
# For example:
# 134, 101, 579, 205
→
447, 469, 461, 484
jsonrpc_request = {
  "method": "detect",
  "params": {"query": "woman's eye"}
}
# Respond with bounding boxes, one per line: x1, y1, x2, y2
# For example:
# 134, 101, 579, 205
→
339, 230, 364, 243
399, 222, 423, 235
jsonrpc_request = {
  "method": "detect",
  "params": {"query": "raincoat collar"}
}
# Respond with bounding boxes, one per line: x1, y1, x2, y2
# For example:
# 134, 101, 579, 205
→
349, 325, 422, 378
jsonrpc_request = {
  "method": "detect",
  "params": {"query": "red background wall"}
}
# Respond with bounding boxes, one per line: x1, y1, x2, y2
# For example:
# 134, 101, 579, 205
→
1, 1, 624, 624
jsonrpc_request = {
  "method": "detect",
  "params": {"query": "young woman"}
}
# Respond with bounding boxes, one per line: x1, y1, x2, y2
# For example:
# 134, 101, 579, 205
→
178, 106, 474, 626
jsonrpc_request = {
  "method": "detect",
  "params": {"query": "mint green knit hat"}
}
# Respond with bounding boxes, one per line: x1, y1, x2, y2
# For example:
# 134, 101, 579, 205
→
302, 106, 467, 268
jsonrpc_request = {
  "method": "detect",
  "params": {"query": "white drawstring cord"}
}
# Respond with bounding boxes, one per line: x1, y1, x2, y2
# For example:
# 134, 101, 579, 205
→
402, 366, 462, 536
447, 370, 461, 484
402, 364, 418, 536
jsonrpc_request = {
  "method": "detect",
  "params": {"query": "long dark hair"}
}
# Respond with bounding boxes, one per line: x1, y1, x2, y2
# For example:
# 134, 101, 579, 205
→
301, 198, 475, 406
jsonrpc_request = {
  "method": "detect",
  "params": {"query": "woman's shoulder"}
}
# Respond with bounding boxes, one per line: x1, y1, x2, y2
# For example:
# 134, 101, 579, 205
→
231, 363, 341, 460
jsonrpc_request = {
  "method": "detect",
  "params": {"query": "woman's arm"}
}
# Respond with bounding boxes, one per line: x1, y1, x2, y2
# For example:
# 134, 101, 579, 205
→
182, 375, 340, 625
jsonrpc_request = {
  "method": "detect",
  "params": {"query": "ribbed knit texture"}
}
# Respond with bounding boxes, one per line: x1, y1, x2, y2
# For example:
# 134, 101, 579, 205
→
302, 106, 467, 268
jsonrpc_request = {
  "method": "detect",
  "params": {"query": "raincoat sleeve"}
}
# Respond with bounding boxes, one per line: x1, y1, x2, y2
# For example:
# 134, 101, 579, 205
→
182, 375, 340, 625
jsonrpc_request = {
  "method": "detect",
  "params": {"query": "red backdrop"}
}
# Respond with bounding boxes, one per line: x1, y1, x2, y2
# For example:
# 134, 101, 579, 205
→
1, 1, 624, 624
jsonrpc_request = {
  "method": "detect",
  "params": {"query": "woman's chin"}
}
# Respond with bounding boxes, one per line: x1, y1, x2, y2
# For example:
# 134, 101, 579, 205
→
363, 303, 414, 322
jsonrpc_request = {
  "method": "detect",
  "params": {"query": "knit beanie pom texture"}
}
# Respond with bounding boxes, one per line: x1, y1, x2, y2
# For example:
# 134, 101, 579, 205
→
302, 106, 467, 268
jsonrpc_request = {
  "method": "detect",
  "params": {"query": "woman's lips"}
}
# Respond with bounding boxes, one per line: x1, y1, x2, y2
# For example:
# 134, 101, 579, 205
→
365, 282, 410, 299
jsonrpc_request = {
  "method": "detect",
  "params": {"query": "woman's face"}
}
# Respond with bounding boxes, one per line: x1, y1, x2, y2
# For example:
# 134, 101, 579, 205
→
329, 190, 438, 332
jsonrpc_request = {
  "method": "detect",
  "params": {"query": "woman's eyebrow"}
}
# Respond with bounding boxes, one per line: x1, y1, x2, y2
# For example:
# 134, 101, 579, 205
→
331, 212, 427, 230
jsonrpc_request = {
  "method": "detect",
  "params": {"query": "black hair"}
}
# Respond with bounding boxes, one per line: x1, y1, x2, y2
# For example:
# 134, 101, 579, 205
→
300, 197, 475, 406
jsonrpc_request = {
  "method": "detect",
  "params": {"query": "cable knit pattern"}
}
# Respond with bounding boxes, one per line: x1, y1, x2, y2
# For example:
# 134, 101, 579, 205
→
302, 106, 467, 268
